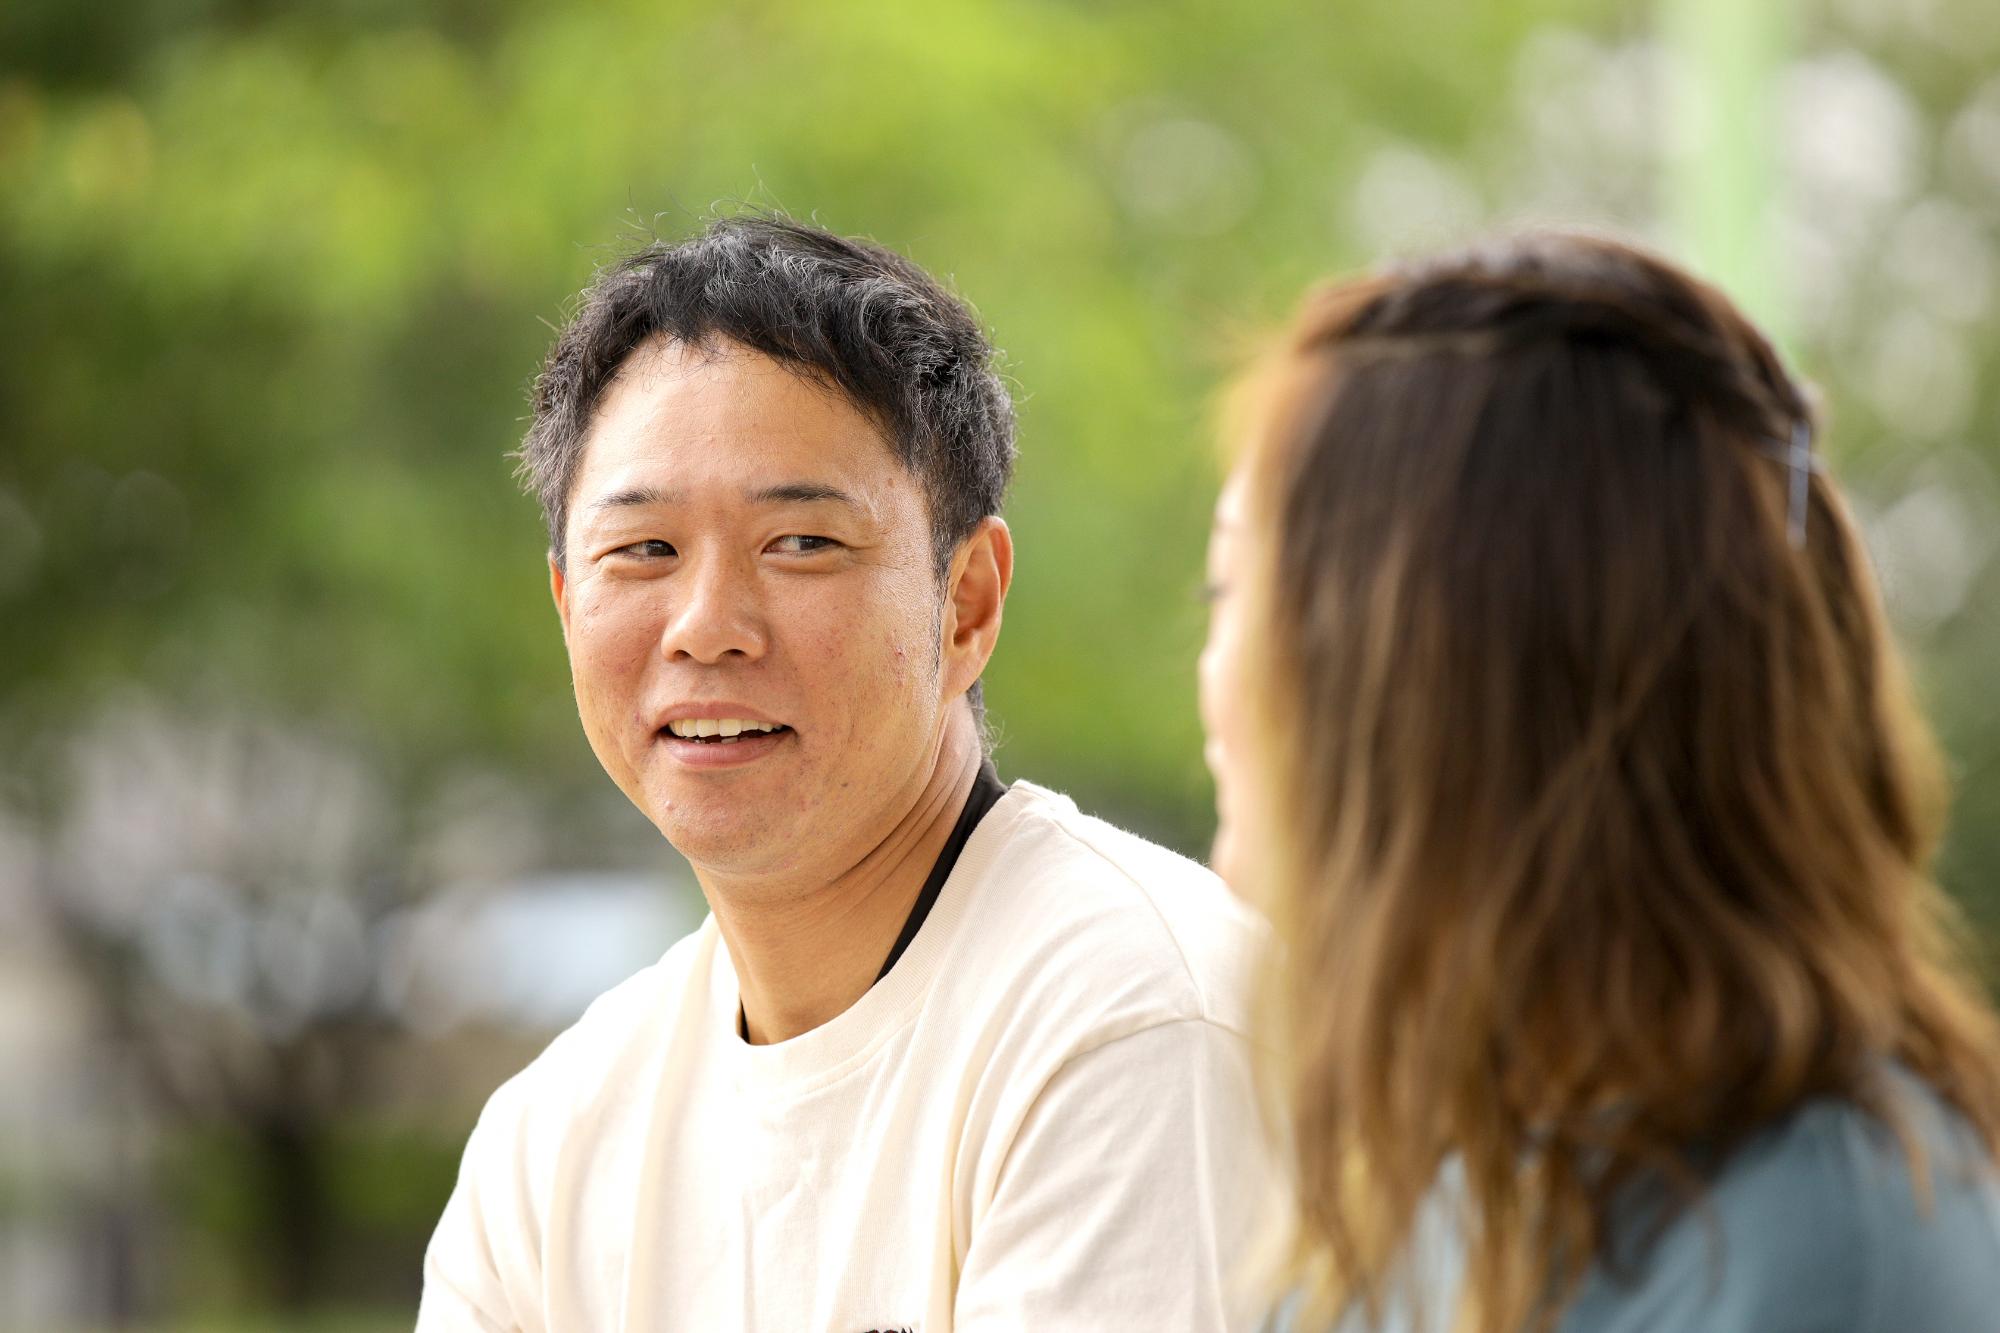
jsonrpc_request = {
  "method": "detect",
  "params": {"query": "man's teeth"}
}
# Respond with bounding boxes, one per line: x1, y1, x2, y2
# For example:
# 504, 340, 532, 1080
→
666, 718, 783, 740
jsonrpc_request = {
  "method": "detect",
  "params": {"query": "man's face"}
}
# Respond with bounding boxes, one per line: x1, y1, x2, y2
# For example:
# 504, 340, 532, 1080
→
552, 337, 957, 882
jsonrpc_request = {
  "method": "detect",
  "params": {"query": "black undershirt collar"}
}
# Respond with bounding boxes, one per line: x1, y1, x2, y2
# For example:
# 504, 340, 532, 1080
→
876, 758, 1007, 981
736, 760, 1009, 1040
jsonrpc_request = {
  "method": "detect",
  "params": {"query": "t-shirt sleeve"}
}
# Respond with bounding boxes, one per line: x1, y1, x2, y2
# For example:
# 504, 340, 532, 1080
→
953, 1016, 1280, 1332
416, 1078, 543, 1333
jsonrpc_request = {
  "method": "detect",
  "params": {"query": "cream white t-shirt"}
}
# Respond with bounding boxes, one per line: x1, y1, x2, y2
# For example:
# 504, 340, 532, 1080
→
417, 781, 1277, 1332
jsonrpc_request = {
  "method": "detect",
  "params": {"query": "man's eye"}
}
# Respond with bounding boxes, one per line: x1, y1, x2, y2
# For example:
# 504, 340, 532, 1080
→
770, 535, 841, 554
615, 540, 676, 559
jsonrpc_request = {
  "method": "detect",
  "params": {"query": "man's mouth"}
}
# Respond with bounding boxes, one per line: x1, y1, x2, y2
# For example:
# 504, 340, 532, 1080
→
660, 717, 793, 746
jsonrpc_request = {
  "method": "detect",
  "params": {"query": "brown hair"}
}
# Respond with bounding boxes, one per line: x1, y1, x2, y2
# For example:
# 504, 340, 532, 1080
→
1229, 232, 2000, 1331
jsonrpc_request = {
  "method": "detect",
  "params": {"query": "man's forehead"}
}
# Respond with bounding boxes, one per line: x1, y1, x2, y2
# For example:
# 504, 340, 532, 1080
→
576, 345, 906, 496
614, 331, 743, 385
611, 334, 866, 427
590, 337, 886, 445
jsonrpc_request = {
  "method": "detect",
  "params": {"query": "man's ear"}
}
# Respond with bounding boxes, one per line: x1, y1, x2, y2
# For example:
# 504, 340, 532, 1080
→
549, 552, 570, 640
942, 516, 1013, 698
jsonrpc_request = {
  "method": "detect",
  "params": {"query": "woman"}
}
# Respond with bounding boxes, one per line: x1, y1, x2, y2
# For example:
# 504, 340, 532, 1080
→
1200, 232, 2000, 1332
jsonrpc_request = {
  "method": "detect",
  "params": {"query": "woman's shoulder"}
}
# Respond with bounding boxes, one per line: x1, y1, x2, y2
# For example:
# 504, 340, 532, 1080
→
1566, 1070, 2000, 1332
1261, 1075, 2000, 1333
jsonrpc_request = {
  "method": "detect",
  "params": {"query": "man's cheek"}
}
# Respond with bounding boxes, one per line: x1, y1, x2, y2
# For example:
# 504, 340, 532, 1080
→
587, 614, 664, 684
795, 610, 877, 679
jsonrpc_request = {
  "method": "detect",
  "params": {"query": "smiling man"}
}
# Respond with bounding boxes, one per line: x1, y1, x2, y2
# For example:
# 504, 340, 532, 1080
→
416, 216, 1275, 1331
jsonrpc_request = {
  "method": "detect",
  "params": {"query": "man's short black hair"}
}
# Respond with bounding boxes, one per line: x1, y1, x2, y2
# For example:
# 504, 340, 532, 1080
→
517, 213, 1017, 575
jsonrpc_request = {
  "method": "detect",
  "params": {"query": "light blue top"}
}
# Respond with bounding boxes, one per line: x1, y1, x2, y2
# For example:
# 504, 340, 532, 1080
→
1268, 1070, 2000, 1332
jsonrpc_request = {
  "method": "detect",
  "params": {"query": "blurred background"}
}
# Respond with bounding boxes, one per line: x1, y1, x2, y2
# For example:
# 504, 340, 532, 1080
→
3, 0, 1998, 1327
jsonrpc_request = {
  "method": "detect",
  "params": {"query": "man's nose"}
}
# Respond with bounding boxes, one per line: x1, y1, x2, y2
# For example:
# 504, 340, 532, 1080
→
658, 555, 769, 665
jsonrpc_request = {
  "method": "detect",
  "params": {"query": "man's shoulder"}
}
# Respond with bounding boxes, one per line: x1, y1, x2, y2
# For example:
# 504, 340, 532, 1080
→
469, 918, 716, 1144
961, 780, 1268, 1039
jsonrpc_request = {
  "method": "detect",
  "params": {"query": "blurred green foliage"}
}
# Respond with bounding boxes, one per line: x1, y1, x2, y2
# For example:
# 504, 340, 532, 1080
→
6, 0, 1997, 861
0, 0, 1615, 849
155, 1122, 457, 1315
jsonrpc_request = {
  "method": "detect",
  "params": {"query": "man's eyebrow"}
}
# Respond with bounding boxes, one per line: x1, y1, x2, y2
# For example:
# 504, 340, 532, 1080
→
588, 485, 681, 511
748, 482, 863, 508
584, 481, 866, 511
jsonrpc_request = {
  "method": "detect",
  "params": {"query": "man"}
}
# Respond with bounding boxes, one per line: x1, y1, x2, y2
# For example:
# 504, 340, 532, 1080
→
418, 215, 1274, 1331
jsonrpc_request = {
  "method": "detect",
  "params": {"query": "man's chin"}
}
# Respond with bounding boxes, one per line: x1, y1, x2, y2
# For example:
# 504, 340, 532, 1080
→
650, 806, 802, 880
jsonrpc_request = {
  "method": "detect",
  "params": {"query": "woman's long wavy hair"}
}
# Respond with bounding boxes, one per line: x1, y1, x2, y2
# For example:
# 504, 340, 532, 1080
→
1230, 232, 2000, 1332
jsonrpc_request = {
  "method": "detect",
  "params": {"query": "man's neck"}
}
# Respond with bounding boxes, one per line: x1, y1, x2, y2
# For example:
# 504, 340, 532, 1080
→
701, 715, 983, 1045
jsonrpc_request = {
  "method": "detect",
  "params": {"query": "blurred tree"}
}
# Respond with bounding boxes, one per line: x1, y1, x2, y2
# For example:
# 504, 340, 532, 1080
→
22, 704, 423, 1314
